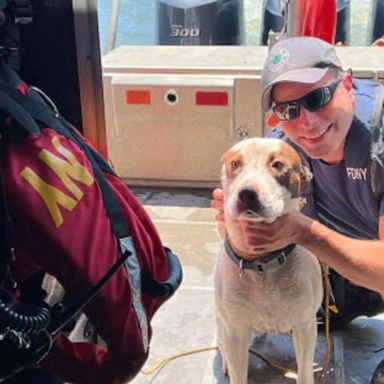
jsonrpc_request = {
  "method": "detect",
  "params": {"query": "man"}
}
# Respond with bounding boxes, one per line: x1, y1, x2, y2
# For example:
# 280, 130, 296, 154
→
212, 36, 384, 329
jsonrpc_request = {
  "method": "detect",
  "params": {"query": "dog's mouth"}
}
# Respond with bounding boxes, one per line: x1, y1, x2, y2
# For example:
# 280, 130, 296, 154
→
229, 188, 286, 223
242, 209, 258, 218
236, 202, 283, 223
236, 197, 263, 215
238, 209, 264, 221
234, 194, 266, 221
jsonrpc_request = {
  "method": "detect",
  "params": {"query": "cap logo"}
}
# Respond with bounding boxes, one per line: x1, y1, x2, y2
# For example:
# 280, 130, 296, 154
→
269, 48, 289, 73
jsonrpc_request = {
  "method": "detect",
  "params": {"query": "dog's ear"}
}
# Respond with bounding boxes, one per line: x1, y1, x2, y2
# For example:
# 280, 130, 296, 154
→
299, 158, 313, 192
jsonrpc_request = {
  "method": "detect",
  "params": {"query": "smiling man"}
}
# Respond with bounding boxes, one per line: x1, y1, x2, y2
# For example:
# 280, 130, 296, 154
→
212, 36, 384, 330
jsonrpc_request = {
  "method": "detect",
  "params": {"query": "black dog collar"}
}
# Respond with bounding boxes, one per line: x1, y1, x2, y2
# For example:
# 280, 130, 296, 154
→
224, 237, 296, 275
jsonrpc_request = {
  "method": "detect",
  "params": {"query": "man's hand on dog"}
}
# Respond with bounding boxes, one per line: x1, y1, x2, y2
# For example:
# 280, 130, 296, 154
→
211, 188, 226, 238
212, 188, 309, 252
239, 211, 307, 253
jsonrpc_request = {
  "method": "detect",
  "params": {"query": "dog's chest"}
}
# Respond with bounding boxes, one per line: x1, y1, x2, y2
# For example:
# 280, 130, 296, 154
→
215, 249, 317, 333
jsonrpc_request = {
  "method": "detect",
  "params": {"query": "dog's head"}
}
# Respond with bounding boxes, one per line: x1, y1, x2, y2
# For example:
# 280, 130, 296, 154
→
221, 138, 312, 223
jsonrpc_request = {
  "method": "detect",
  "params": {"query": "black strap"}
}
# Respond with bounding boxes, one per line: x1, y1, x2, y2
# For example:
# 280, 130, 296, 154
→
10, 0, 34, 24
0, 168, 16, 291
0, 87, 39, 134
369, 84, 384, 198
48, 251, 130, 337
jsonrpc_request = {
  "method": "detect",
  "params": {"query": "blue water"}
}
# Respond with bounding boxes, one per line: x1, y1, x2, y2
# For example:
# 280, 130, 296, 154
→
97, 1, 156, 52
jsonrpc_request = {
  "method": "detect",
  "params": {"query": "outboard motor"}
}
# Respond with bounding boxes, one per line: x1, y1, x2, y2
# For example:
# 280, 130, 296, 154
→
260, 0, 284, 46
335, 0, 350, 45
157, 0, 244, 45
370, 0, 384, 44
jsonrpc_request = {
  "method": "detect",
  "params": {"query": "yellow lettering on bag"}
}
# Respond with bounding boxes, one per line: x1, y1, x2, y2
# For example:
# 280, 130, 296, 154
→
21, 136, 95, 228
20, 168, 78, 227
38, 136, 94, 199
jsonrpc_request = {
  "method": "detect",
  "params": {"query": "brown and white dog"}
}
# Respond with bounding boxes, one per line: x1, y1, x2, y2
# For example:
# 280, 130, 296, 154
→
214, 137, 323, 384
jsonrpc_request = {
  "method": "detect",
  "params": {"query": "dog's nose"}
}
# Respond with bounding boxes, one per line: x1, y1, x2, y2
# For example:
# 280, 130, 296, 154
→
238, 187, 262, 212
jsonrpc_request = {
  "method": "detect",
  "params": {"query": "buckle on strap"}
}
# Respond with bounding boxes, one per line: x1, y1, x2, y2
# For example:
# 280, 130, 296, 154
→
29, 86, 60, 117
256, 251, 288, 273
11, 0, 34, 25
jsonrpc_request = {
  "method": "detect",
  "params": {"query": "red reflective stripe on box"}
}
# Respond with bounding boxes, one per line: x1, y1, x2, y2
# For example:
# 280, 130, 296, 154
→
195, 91, 228, 106
126, 90, 151, 105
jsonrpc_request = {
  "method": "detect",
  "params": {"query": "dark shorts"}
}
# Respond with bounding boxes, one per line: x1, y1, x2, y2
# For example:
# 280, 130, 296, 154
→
318, 270, 384, 330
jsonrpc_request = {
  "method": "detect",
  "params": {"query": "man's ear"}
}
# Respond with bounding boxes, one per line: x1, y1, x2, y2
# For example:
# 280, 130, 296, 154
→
342, 73, 355, 101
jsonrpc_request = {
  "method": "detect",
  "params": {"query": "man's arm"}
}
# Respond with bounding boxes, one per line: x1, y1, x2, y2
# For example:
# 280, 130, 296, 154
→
300, 214, 384, 295
240, 211, 384, 296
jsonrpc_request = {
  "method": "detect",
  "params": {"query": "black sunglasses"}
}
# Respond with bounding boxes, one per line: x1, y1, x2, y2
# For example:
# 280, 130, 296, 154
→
271, 78, 342, 121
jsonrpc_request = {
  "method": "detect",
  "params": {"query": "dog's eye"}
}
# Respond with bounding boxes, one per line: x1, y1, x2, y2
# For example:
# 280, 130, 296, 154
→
230, 160, 239, 171
271, 160, 285, 171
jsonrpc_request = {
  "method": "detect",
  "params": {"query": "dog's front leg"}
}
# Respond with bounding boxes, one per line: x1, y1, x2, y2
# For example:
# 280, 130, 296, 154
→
219, 323, 252, 384
292, 319, 317, 384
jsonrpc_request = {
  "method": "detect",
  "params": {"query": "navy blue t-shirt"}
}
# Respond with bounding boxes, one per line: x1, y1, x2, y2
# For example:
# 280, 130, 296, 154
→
267, 79, 384, 240
310, 118, 383, 239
